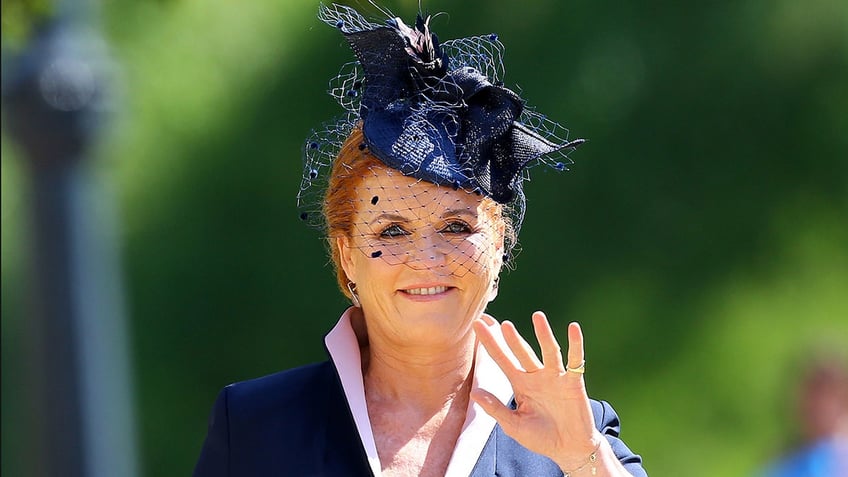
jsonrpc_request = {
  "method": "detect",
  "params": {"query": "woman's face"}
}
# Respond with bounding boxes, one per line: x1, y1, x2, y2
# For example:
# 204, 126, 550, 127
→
338, 166, 504, 347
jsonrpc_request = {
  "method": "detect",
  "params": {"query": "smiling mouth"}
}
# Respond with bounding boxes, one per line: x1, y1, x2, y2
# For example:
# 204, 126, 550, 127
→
402, 286, 451, 296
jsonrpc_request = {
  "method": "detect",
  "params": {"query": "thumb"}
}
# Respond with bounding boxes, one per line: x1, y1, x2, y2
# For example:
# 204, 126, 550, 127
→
471, 388, 516, 431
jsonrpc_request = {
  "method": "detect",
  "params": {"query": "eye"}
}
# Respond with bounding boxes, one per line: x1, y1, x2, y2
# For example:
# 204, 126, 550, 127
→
441, 220, 472, 234
379, 224, 409, 238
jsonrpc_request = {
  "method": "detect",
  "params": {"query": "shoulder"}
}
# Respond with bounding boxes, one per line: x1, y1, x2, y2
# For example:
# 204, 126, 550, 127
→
222, 361, 337, 420
214, 362, 343, 462
195, 361, 366, 476
590, 399, 622, 435
226, 361, 336, 401
590, 398, 647, 475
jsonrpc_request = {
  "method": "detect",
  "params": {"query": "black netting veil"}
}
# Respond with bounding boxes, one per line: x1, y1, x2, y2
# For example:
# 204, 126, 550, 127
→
298, 3, 583, 273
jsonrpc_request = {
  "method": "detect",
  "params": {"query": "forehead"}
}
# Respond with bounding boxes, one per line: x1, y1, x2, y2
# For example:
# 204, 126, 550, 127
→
353, 167, 488, 219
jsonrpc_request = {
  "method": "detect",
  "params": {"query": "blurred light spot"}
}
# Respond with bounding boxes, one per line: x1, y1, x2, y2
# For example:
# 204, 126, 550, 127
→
39, 59, 96, 112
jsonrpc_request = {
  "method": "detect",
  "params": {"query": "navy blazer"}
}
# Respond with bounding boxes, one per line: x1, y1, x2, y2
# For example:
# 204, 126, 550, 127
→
194, 361, 647, 476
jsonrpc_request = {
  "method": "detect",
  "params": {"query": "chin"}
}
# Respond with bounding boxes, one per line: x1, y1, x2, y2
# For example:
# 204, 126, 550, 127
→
397, 306, 474, 340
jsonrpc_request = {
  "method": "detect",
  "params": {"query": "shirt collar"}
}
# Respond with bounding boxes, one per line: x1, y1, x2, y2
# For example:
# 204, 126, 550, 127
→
324, 307, 513, 477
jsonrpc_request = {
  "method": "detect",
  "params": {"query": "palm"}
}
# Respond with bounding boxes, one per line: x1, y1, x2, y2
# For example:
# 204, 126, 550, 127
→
472, 312, 600, 468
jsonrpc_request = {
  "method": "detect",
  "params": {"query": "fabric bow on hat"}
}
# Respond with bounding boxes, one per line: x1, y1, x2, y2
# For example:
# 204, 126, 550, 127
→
324, 3, 584, 204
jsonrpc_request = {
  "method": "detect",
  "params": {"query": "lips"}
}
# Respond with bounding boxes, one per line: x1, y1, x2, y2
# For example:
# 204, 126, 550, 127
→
403, 286, 449, 295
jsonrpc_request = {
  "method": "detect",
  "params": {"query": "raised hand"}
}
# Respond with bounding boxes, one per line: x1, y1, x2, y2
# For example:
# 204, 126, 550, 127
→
471, 311, 603, 471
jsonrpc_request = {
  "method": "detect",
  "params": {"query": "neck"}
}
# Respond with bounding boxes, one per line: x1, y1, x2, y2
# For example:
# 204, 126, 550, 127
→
361, 326, 476, 414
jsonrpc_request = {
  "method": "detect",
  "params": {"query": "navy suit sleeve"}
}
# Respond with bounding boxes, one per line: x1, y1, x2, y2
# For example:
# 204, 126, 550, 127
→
193, 386, 231, 477
592, 399, 647, 476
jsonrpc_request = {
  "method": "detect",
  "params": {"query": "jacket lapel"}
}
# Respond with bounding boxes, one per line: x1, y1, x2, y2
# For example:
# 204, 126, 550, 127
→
319, 361, 375, 477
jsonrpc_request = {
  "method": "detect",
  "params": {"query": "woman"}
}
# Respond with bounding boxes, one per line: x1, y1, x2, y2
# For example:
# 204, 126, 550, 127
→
194, 4, 646, 476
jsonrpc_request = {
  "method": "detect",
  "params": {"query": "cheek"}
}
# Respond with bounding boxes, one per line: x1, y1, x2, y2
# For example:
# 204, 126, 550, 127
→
448, 233, 499, 279
351, 248, 400, 292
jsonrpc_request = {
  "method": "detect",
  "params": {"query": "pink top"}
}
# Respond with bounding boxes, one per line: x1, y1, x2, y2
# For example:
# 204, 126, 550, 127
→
324, 308, 515, 477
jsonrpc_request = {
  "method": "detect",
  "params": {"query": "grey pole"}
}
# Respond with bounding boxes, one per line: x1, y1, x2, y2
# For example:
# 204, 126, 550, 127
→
2, 1, 139, 476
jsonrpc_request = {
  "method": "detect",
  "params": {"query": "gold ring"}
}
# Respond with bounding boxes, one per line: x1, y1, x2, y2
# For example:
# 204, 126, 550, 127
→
566, 361, 585, 374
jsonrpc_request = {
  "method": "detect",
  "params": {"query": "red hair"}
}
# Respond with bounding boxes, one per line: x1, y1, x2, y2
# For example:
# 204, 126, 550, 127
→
323, 127, 384, 300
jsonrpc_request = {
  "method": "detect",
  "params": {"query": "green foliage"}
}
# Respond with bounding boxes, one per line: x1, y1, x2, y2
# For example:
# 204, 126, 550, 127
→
2, 0, 847, 475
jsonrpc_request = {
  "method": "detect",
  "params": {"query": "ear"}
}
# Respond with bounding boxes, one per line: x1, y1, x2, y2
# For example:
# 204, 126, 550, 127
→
337, 235, 357, 283
488, 276, 500, 303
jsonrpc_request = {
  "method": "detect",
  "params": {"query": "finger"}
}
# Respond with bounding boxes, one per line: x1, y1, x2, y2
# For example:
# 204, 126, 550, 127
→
501, 321, 544, 372
566, 321, 585, 371
470, 388, 516, 430
479, 314, 498, 326
531, 311, 565, 372
473, 319, 522, 379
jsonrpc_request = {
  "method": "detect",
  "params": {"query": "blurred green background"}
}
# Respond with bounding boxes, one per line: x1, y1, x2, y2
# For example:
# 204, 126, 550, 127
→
2, 0, 846, 475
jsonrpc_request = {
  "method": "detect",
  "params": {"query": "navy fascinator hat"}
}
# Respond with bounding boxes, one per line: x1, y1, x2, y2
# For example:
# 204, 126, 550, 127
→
299, 3, 584, 240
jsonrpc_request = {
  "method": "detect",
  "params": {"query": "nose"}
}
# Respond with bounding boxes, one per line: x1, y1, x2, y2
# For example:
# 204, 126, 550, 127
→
405, 233, 449, 270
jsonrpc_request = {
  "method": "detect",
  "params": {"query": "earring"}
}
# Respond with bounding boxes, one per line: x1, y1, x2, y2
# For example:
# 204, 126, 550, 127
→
347, 281, 361, 308
493, 276, 500, 291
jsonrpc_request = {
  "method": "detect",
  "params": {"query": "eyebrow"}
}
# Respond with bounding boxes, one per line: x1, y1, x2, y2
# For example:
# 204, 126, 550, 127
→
442, 208, 478, 220
368, 208, 478, 226
369, 213, 408, 226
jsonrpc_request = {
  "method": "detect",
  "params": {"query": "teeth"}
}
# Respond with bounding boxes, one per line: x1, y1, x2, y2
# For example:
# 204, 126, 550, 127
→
405, 286, 448, 295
